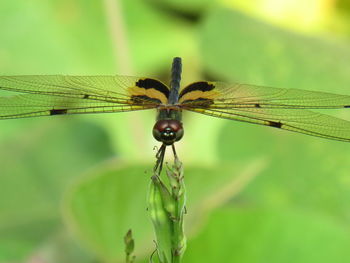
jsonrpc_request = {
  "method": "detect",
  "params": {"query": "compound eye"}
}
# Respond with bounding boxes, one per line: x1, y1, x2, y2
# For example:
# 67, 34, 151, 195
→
152, 120, 184, 145
152, 128, 162, 142
153, 120, 169, 143
167, 120, 183, 142
175, 127, 184, 141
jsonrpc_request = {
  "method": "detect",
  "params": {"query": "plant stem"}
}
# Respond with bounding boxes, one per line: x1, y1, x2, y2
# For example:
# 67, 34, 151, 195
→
148, 156, 186, 263
124, 229, 135, 263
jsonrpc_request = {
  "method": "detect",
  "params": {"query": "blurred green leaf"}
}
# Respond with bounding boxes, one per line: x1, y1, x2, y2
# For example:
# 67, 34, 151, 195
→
63, 158, 266, 261
197, 7, 350, 223
183, 207, 350, 263
1, 1, 350, 262
146, 0, 213, 16
0, 0, 114, 74
200, 7, 350, 93
0, 118, 114, 261
122, 0, 196, 74
219, 122, 350, 220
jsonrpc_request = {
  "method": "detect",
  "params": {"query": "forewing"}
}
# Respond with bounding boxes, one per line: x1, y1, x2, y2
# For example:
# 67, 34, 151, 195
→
179, 81, 350, 142
0, 75, 169, 119
179, 81, 350, 109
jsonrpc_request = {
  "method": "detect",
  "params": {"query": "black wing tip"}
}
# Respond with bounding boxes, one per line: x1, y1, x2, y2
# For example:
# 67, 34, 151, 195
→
345, 105, 350, 108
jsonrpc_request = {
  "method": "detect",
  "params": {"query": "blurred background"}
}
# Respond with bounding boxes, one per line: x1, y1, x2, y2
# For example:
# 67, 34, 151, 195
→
1, 0, 350, 262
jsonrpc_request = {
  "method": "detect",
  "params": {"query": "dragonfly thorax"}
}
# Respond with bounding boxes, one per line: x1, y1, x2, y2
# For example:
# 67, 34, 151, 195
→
153, 119, 184, 145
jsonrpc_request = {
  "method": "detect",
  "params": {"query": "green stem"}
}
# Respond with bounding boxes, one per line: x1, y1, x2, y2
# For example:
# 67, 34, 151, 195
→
168, 157, 186, 262
148, 157, 186, 263
124, 229, 135, 263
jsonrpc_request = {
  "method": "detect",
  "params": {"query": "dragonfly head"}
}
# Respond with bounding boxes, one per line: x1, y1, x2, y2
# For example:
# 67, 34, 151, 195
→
153, 119, 184, 145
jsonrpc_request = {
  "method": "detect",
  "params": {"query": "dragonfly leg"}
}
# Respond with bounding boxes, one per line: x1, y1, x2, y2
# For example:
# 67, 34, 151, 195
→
154, 144, 166, 175
171, 144, 178, 162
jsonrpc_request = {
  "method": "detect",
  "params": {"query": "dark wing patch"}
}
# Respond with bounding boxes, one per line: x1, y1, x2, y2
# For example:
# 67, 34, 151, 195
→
50, 109, 68, 115
131, 95, 162, 104
128, 78, 169, 105
135, 78, 170, 97
179, 81, 219, 105
179, 81, 215, 97
268, 121, 282, 128
180, 97, 214, 107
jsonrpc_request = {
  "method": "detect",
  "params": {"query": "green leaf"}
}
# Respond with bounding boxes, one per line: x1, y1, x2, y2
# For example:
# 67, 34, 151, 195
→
63, 158, 266, 261
122, 0, 197, 73
197, 7, 350, 222
183, 207, 350, 263
146, 0, 214, 15
200, 7, 350, 93
0, 119, 113, 261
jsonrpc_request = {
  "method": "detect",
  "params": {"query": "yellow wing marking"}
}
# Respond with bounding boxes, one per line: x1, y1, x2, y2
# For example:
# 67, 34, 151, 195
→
178, 81, 220, 104
179, 89, 220, 103
128, 78, 170, 104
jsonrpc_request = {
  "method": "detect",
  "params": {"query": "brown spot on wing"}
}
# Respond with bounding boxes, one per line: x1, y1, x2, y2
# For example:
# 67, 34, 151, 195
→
50, 109, 68, 115
268, 121, 282, 128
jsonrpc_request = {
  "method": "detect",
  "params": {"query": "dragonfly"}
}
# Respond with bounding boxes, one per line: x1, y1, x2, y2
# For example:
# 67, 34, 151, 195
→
1, 57, 350, 172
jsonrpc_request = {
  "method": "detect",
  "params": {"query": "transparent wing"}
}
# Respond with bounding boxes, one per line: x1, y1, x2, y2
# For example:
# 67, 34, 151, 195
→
0, 94, 157, 119
0, 75, 162, 119
179, 81, 350, 109
180, 82, 350, 142
183, 106, 350, 142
